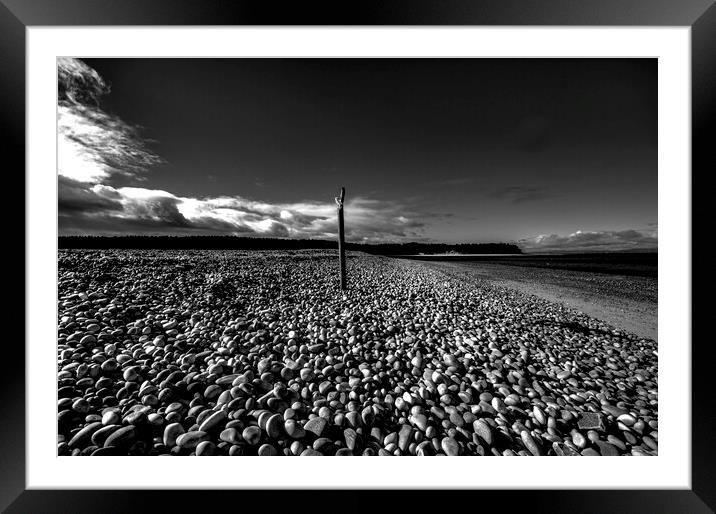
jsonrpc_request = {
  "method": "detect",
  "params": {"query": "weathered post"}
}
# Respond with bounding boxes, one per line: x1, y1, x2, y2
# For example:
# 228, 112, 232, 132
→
335, 187, 347, 290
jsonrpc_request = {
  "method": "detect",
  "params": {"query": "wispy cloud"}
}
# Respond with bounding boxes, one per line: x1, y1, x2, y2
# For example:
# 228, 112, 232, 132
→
518, 229, 658, 253
58, 58, 164, 183
57, 59, 426, 242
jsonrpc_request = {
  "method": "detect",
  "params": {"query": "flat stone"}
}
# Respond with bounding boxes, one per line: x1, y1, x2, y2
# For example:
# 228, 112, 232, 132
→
577, 412, 604, 431
304, 416, 328, 437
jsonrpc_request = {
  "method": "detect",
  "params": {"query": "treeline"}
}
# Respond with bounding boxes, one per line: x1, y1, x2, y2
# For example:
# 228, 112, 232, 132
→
58, 236, 522, 255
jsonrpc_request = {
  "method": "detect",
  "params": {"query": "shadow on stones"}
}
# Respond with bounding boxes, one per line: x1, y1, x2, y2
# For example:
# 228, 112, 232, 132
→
531, 319, 617, 338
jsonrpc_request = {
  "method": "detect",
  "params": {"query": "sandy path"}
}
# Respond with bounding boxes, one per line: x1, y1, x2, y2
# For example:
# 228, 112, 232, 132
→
416, 259, 658, 342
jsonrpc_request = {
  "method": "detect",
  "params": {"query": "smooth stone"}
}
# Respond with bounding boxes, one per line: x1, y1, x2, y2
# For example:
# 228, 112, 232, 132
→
163, 423, 185, 447
103, 425, 137, 449
440, 437, 460, 456
300, 448, 323, 456
219, 428, 242, 445
176, 431, 210, 450
265, 414, 283, 439
258, 443, 278, 456
398, 425, 414, 452
196, 441, 217, 456
68, 422, 103, 449
198, 410, 227, 432
284, 419, 306, 439
242, 426, 262, 445
520, 430, 543, 456
304, 417, 328, 437
412, 414, 428, 432
473, 419, 493, 446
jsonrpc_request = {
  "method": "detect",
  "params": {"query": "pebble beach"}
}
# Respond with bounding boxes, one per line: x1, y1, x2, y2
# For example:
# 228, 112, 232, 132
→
57, 250, 658, 456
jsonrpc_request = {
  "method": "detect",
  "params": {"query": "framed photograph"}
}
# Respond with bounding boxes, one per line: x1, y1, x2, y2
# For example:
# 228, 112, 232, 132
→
5, 0, 714, 512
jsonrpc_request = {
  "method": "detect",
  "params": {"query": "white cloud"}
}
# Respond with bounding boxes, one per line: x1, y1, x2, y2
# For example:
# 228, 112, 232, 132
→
519, 229, 657, 253
57, 58, 163, 184
57, 58, 427, 241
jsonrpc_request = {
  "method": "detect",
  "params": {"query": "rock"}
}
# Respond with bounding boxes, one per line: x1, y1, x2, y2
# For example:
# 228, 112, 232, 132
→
595, 441, 620, 456
398, 425, 413, 452
176, 431, 210, 450
163, 423, 185, 447
265, 414, 283, 439
300, 448, 323, 456
57, 250, 659, 458
361, 406, 375, 425
68, 422, 103, 449
196, 441, 216, 456
603, 404, 628, 418
520, 430, 542, 456
441, 437, 460, 456
412, 414, 428, 432
198, 410, 227, 432
345, 411, 361, 428
242, 426, 262, 445
258, 443, 278, 456
103, 425, 136, 449
473, 419, 493, 446
617, 413, 637, 427
284, 419, 306, 439
344, 428, 358, 450
219, 428, 242, 445
304, 417, 328, 437
577, 412, 604, 431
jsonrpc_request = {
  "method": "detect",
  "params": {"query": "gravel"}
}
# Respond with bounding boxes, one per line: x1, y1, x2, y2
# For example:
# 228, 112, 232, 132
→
57, 249, 658, 456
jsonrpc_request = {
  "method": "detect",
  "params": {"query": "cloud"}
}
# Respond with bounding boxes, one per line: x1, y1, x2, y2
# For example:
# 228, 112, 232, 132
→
59, 184, 425, 241
56, 58, 429, 242
518, 229, 658, 253
487, 186, 553, 204
58, 176, 123, 214
57, 58, 164, 183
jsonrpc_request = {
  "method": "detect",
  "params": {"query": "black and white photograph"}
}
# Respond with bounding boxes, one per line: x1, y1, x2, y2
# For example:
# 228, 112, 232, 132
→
57, 57, 658, 458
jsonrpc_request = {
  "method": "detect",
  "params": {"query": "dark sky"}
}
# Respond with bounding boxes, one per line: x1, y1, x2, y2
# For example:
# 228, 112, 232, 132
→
58, 58, 657, 251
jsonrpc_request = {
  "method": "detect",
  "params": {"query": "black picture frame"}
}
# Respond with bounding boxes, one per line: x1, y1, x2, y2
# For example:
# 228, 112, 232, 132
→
3, 1, 714, 512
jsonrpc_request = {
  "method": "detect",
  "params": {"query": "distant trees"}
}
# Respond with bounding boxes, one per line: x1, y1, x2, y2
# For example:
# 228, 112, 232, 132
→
57, 235, 522, 255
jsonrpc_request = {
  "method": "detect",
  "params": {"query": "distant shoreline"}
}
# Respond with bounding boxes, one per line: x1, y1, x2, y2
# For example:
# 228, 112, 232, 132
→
57, 236, 522, 255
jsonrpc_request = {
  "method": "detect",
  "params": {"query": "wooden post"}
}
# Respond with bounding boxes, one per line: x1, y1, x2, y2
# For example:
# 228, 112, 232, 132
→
335, 187, 347, 290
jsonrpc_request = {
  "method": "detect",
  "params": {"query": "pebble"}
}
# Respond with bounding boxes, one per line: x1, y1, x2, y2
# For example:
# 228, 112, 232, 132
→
56, 250, 659, 457
441, 437, 460, 456
304, 417, 327, 437
198, 410, 227, 433
242, 426, 262, 446
163, 423, 185, 447
176, 431, 209, 450
258, 444, 278, 456
473, 419, 493, 446
398, 425, 413, 452
265, 414, 283, 439
520, 430, 543, 456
